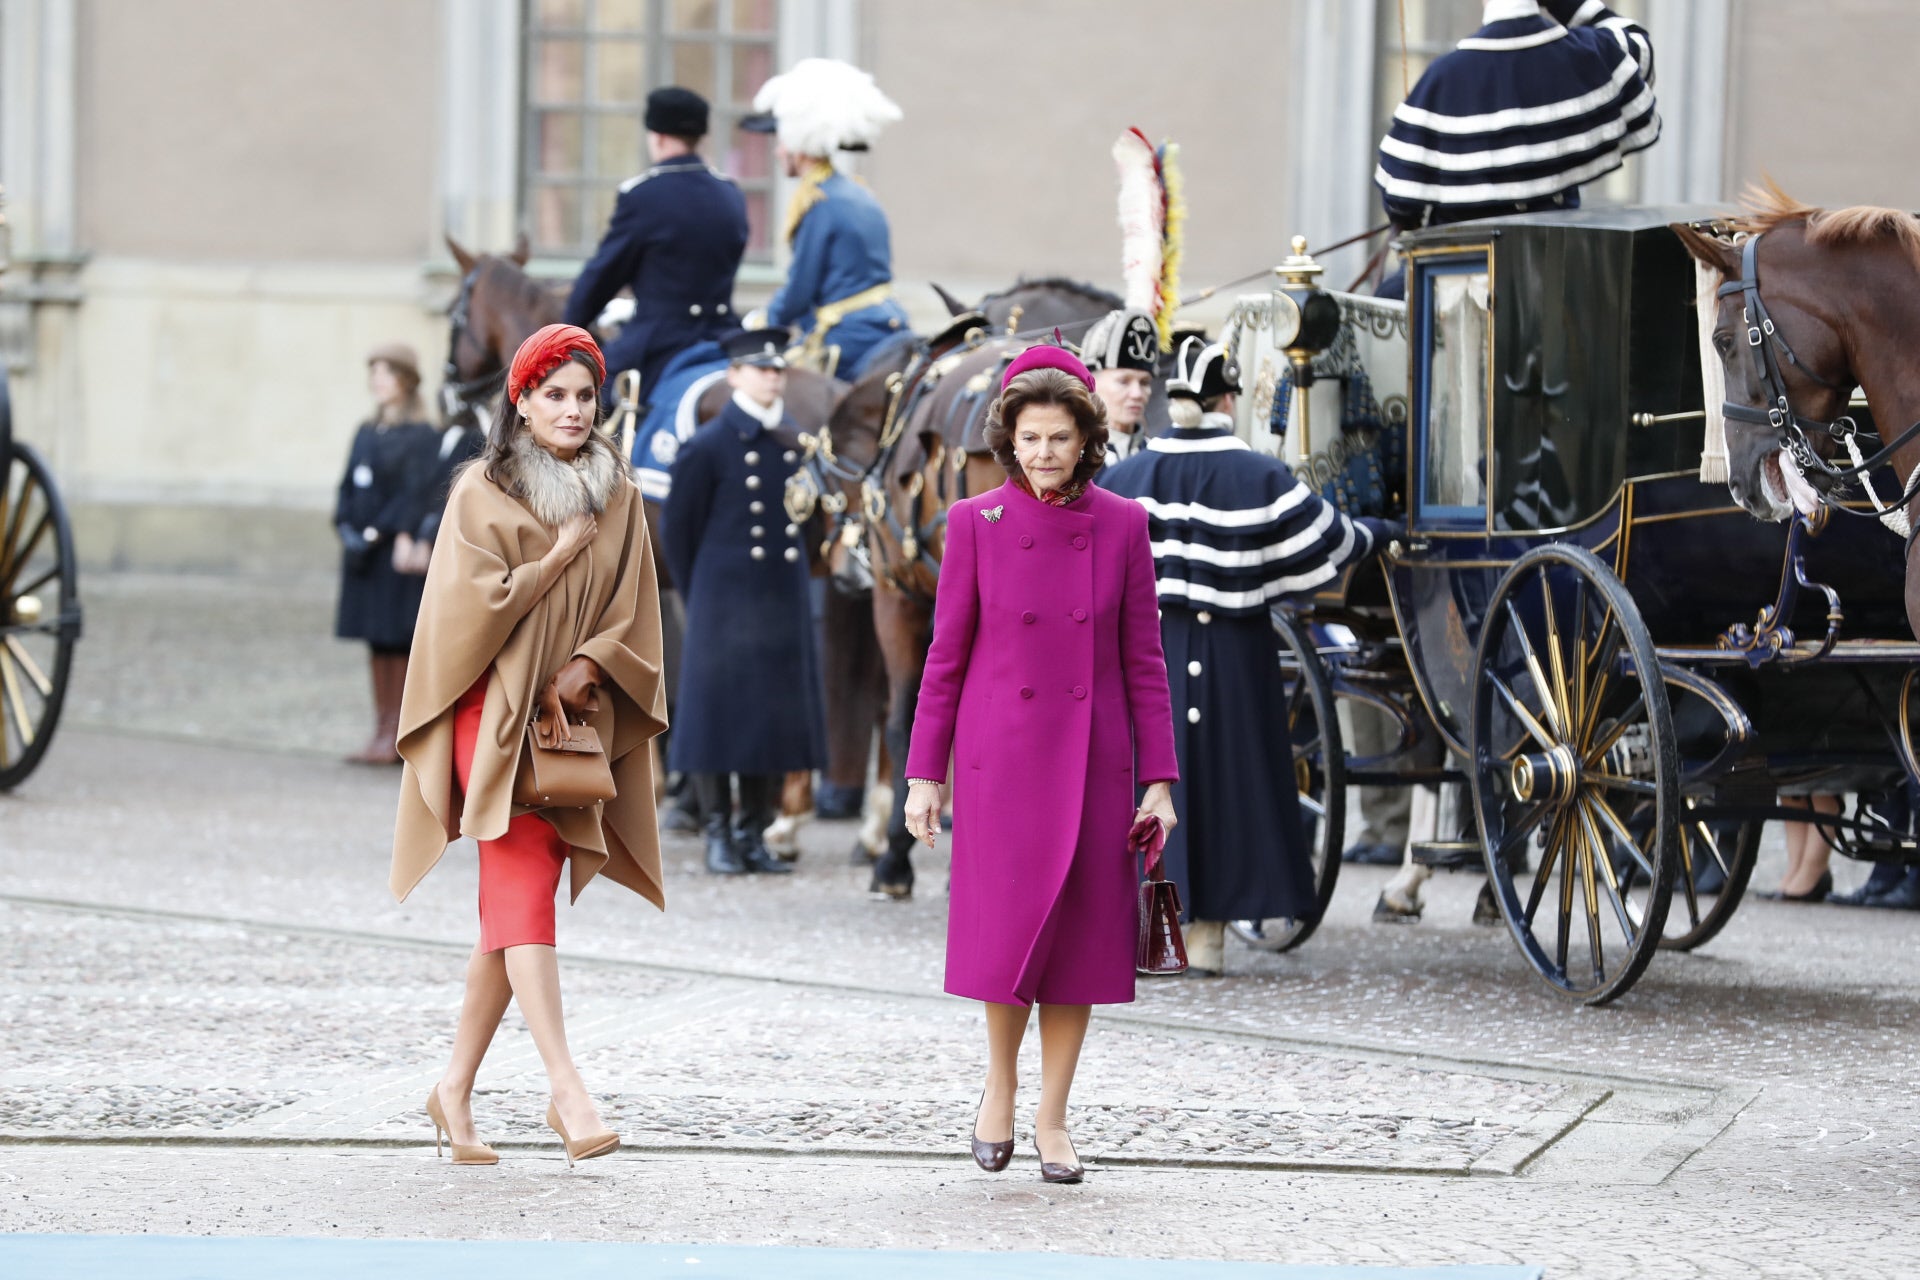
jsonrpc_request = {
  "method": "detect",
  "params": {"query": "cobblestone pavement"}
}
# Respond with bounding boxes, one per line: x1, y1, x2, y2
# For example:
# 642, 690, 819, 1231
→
4, 574, 1920, 1275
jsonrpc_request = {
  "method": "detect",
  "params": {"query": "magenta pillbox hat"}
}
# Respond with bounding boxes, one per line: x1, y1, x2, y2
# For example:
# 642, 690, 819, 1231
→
1000, 336, 1096, 393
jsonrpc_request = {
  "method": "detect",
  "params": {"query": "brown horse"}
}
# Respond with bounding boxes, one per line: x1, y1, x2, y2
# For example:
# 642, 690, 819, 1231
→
1672, 184, 1920, 638
853, 281, 1125, 897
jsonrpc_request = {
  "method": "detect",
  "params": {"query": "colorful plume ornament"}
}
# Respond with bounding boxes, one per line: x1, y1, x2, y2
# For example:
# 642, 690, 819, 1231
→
1111, 128, 1184, 353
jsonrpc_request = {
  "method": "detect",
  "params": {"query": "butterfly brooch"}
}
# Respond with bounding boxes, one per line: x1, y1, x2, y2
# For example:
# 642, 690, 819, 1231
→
981, 505, 1005, 524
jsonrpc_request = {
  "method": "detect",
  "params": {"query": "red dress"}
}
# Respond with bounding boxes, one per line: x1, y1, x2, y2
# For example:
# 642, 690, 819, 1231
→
452, 673, 567, 952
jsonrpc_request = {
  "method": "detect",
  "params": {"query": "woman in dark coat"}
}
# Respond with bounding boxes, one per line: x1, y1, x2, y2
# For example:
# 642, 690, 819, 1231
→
1101, 336, 1388, 974
903, 344, 1178, 1185
335, 342, 439, 764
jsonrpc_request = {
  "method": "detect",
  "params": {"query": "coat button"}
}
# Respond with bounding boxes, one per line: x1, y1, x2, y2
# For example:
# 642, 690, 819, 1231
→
744, 450, 760, 465
784, 450, 798, 464
785, 523, 800, 537
1187, 707, 1201, 723
1020, 686, 1034, 699
1072, 685, 1087, 699
784, 547, 800, 562
1019, 535, 1033, 548
690, 303, 702, 316
1071, 608, 1086, 622
751, 525, 765, 538
1196, 610, 1212, 624
1072, 535, 1087, 550
750, 500, 765, 514
746, 475, 762, 490
1188, 660, 1202, 676
750, 546, 765, 560
1021, 611, 1036, 624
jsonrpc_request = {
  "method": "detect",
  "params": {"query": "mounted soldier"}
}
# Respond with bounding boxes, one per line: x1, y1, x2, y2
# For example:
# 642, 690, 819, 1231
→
739, 58, 911, 379
1373, 0, 1659, 297
564, 86, 748, 407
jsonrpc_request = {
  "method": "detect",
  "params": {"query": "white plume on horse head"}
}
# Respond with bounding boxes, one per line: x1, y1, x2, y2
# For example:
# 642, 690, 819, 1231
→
753, 58, 902, 157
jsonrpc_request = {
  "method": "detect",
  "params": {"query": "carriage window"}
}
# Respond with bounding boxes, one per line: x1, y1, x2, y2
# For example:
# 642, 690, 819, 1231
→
522, 0, 780, 262
1414, 258, 1490, 523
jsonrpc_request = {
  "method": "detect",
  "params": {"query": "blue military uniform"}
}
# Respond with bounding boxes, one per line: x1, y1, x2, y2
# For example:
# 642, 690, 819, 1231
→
766, 171, 910, 378
663, 392, 826, 775
563, 154, 748, 401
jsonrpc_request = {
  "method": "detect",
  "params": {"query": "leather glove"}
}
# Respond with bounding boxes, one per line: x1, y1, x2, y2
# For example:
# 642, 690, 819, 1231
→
552, 656, 604, 718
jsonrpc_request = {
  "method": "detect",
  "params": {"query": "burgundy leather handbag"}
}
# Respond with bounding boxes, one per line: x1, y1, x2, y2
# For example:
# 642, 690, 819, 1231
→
1132, 813, 1188, 975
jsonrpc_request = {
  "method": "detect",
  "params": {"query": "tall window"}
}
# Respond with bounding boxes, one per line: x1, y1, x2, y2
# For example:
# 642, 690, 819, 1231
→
522, 0, 779, 261
1373, 0, 1650, 205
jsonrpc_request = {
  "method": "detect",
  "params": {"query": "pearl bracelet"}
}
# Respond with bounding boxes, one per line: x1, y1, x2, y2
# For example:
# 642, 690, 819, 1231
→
906, 778, 942, 789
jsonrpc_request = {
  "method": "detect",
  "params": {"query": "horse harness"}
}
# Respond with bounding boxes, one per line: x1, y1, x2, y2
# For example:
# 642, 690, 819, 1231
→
441, 267, 506, 425
1718, 230, 1920, 544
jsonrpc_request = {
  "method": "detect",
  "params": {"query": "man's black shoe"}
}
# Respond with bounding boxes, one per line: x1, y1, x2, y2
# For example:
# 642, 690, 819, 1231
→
704, 816, 748, 875
734, 828, 794, 875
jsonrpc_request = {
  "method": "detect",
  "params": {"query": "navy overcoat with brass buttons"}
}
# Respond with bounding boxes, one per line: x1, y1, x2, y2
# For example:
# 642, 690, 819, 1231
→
660, 396, 827, 774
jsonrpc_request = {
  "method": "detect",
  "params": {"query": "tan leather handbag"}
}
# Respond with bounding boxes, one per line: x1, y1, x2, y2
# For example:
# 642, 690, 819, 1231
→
513, 709, 616, 809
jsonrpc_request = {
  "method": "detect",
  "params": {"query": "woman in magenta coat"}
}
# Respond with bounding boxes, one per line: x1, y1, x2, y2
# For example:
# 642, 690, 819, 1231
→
904, 344, 1179, 1185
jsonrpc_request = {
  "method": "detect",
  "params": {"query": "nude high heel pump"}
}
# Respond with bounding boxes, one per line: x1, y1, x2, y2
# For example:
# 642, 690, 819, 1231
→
546, 1099, 620, 1166
426, 1088, 498, 1166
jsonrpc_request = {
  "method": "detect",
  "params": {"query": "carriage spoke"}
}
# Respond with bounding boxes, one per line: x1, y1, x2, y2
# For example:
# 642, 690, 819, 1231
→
1524, 809, 1569, 928
1693, 819, 1732, 877
1675, 822, 1702, 929
0, 471, 33, 572
1579, 798, 1641, 944
1576, 814, 1608, 985
1495, 798, 1554, 867
1503, 600, 1567, 738
3, 636, 52, 697
1578, 612, 1621, 744
1488, 674, 1559, 753
1, 513, 51, 597
1583, 691, 1647, 764
1536, 566, 1576, 742
11, 563, 58, 600
1556, 811, 1578, 977
1583, 790, 1657, 880
0, 649, 36, 746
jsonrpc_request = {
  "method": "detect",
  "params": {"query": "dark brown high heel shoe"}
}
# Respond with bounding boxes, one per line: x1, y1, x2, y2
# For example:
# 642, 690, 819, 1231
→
970, 1091, 1013, 1172
1037, 1133, 1084, 1184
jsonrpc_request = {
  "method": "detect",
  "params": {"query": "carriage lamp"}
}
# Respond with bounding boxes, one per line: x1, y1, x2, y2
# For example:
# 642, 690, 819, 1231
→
1273, 236, 1342, 467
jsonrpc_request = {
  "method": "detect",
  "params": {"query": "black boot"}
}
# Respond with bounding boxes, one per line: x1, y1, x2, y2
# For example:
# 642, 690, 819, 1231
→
734, 774, 793, 875
695, 774, 746, 875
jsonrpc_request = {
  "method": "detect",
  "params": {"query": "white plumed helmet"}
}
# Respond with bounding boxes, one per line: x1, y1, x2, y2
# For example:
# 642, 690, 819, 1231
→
741, 58, 902, 156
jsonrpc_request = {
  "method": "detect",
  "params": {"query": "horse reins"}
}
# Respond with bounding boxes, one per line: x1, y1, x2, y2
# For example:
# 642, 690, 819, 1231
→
1718, 230, 1920, 540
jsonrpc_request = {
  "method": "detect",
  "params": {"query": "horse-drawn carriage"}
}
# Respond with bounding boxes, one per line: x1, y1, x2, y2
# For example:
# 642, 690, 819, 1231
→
0, 200, 83, 791
1227, 206, 1919, 1004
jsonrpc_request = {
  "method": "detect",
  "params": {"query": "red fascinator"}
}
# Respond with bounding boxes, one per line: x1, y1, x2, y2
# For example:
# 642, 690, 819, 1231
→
1001, 330, 1096, 393
507, 324, 606, 402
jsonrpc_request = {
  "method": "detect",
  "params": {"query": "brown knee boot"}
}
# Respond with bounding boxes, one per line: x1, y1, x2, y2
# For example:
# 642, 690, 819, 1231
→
346, 651, 404, 765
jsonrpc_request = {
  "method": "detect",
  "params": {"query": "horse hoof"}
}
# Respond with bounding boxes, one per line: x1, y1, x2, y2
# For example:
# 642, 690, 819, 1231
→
1372, 891, 1422, 924
867, 876, 913, 902
1471, 884, 1503, 927
849, 841, 878, 866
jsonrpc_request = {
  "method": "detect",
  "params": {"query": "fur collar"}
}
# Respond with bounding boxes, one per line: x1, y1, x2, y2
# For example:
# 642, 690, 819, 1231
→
502, 428, 625, 527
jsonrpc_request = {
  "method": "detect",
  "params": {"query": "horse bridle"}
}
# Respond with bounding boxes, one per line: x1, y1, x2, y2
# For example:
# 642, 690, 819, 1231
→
442, 267, 505, 424
1716, 232, 1857, 480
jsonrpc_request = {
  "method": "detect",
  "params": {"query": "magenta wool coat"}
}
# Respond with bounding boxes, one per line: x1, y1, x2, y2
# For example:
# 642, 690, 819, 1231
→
907, 480, 1179, 1006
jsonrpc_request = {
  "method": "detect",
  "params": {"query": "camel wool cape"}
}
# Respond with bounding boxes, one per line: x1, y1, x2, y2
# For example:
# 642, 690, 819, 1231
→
390, 443, 669, 912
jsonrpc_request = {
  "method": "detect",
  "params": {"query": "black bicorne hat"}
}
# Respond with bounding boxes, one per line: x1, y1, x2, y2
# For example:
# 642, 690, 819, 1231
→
646, 86, 710, 137
722, 326, 792, 368
1081, 309, 1160, 375
1165, 334, 1240, 402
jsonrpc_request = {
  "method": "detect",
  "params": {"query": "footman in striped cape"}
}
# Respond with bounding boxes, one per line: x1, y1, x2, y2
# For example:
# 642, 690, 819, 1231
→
1376, 0, 1659, 238
1101, 337, 1388, 974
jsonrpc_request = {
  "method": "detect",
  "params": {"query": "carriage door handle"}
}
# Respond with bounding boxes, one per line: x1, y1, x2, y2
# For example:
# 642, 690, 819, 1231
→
1503, 350, 1568, 399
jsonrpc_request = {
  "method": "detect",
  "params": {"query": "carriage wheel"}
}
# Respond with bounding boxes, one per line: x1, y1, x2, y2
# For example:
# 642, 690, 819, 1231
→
1229, 609, 1345, 953
1654, 804, 1760, 951
1468, 544, 1678, 1005
0, 441, 80, 791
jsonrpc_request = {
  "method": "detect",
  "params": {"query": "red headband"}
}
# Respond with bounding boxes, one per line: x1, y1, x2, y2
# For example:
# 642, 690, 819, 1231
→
1001, 333, 1096, 393
507, 324, 606, 402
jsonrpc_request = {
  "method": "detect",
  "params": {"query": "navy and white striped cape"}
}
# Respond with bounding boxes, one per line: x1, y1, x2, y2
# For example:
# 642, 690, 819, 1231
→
1375, 0, 1658, 229
1098, 420, 1388, 616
